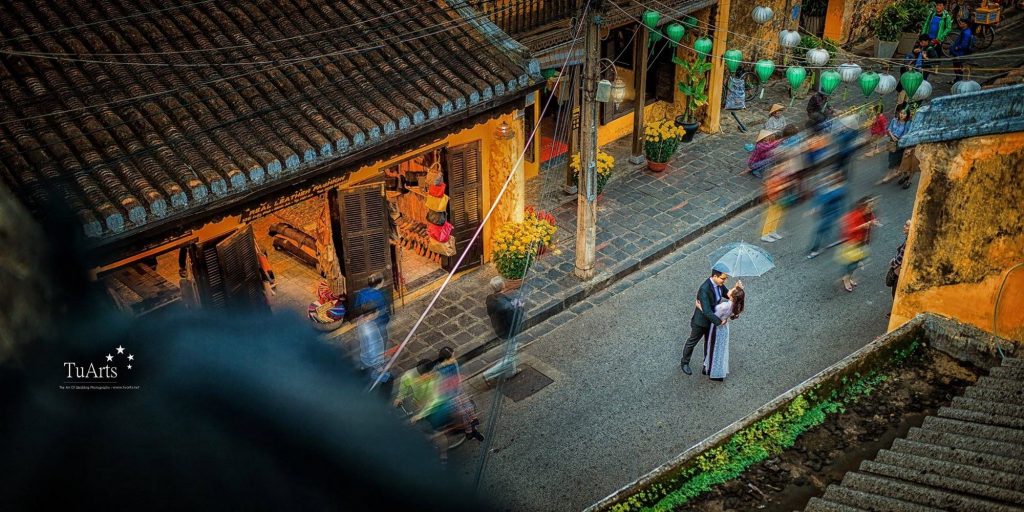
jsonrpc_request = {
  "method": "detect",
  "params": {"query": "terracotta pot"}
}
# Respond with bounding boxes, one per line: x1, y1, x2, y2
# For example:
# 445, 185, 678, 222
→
647, 161, 668, 172
503, 277, 523, 291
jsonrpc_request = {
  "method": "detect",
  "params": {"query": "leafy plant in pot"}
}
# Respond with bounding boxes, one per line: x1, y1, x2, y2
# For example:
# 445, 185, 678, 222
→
896, 0, 931, 54
672, 54, 711, 142
871, 3, 906, 58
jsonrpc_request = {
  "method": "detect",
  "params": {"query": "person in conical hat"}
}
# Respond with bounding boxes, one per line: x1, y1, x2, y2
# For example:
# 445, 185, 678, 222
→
765, 103, 787, 131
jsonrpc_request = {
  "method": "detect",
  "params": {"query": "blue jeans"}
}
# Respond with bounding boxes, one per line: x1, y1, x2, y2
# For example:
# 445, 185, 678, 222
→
808, 217, 837, 253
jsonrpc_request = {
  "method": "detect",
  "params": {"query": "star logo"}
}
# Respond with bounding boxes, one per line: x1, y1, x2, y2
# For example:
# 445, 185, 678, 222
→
106, 354, 113, 362
116, 345, 125, 355
127, 365, 133, 370
128, 354, 134, 361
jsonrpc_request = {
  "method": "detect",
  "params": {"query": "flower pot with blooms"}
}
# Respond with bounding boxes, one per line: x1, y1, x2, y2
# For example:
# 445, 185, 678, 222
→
491, 211, 557, 282
570, 149, 615, 196
644, 118, 685, 171
525, 206, 557, 255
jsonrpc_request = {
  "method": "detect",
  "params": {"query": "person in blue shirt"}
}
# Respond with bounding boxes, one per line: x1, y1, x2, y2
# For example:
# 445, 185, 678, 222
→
949, 18, 974, 82
806, 172, 848, 259
350, 272, 391, 340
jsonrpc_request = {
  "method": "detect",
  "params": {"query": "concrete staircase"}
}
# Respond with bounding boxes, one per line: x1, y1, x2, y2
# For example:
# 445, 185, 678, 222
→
805, 357, 1024, 512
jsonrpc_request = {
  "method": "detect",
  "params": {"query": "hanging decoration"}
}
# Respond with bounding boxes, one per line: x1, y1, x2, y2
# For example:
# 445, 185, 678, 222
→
755, 59, 775, 98
806, 48, 830, 67
819, 70, 841, 96
682, 15, 699, 31
837, 63, 862, 100
752, 5, 774, 24
874, 73, 897, 95
786, 66, 807, 106
694, 37, 713, 60
858, 72, 880, 98
643, 10, 662, 45
952, 80, 981, 95
665, 23, 685, 45
724, 49, 743, 74
778, 30, 801, 48
900, 71, 924, 99
912, 80, 932, 101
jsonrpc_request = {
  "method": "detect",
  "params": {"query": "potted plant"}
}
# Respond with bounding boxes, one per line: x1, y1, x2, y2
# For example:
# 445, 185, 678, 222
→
643, 118, 684, 171
491, 210, 556, 289
524, 206, 556, 255
672, 55, 711, 142
871, 4, 906, 58
897, 0, 931, 55
570, 150, 615, 196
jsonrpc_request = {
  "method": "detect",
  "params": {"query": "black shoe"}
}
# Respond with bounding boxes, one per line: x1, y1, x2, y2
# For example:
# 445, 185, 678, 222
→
701, 367, 708, 376
470, 430, 485, 442
710, 377, 725, 382
681, 361, 692, 375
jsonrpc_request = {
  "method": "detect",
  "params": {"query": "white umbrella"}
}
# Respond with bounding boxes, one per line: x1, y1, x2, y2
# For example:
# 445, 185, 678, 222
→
708, 242, 776, 277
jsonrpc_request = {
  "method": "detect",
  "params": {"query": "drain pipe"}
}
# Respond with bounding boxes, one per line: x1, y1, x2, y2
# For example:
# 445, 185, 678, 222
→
992, 262, 1024, 362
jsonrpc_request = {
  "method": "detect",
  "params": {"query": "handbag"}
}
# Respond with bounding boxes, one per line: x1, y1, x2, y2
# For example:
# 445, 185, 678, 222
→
425, 209, 447, 226
424, 194, 449, 212
428, 236, 456, 256
836, 242, 868, 264
428, 183, 446, 197
427, 221, 453, 242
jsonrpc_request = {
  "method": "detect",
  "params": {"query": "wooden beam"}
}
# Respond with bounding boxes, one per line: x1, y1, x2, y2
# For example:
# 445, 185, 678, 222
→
630, 24, 650, 164
704, 0, 731, 134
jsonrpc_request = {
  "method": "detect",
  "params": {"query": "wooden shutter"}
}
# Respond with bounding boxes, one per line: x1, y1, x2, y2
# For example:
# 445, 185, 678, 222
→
334, 183, 393, 298
190, 226, 269, 313
443, 141, 483, 271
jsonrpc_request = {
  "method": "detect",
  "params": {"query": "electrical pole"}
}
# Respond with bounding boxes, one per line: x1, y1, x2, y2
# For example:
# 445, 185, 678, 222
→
574, 0, 602, 281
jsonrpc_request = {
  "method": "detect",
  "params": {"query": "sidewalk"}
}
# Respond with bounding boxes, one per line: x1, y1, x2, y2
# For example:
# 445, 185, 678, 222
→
330, 78, 890, 377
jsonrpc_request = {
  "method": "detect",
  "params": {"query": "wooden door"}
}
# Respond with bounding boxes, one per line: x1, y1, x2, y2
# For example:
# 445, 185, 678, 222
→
333, 183, 393, 299
443, 141, 483, 271
190, 226, 270, 313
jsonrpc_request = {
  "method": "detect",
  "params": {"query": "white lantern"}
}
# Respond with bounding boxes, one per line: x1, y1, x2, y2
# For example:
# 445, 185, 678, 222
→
951, 80, 981, 95
838, 62, 862, 83
778, 30, 801, 49
752, 6, 774, 24
611, 78, 627, 106
806, 48, 830, 67
874, 73, 897, 95
912, 80, 932, 101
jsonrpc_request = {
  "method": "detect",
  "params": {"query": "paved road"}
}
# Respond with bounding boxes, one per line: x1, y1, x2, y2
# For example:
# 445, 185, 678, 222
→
453, 152, 918, 511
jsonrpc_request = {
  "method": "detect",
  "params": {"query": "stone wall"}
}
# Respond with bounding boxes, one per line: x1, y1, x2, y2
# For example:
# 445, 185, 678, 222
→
839, 0, 889, 45
890, 131, 1024, 343
726, 0, 794, 64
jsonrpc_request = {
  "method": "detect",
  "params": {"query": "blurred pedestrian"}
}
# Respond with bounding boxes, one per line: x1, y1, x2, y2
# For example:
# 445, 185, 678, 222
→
486, 276, 524, 340
433, 347, 484, 442
351, 272, 392, 341
760, 156, 793, 243
356, 309, 393, 396
886, 219, 912, 312
394, 358, 440, 416
806, 172, 848, 259
806, 91, 835, 127
832, 115, 861, 179
748, 130, 780, 179
880, 107, 910, 184
837, 197, 881, 292
865, 104, 889, 157
765, 103, 788, 132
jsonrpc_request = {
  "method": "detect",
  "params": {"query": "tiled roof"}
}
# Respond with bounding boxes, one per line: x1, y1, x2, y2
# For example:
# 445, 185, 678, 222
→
0, 0, 539, 240
900, 84, 1024, 148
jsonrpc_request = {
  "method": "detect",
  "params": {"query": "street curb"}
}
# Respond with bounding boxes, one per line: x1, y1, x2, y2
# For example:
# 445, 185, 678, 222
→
458, 190, 763, 374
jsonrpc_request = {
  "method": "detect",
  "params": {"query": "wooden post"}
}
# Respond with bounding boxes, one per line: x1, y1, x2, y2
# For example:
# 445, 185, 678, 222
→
629, 24, 650, 165
704, 0, 731, 133
574, 2, 601, 281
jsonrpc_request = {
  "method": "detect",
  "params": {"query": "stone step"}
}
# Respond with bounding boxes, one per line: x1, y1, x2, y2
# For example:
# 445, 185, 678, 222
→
964, 385, 1024, 406
1002, 357, 1024, 368
821, 484, 942, 512
948, 397, 1024, 426
860, 459, 1024, 505
907, 427, 1024, 460
923, 415, 1024, 444
978, 375, 1024, 391
804, 496, 870, 512
938, 405, 1024, 429
890, 438, 1024, 476
990, 366, 1024, 380
841, 472, 1020, 512
874, 449, 1024, 494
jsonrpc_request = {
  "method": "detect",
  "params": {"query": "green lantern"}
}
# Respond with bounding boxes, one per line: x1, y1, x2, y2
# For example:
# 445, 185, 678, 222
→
682, 15, 699, 31
819, 70, 841, 96
694, 37, 713, 60
900, 71, 924, 99
724, 49, 742, 74
786, 66, 807, 89
665, 23, 684, 44
643, 10, 661, 30
858, 72, 880, 98
755, 60, 775, 83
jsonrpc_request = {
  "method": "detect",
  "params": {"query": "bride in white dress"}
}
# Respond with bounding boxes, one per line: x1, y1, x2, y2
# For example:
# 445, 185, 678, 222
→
700, 281, 745, 381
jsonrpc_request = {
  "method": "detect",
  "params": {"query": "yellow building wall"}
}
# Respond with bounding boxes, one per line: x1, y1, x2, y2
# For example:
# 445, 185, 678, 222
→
889, 132, 1024, 343
597, 102, 672, 147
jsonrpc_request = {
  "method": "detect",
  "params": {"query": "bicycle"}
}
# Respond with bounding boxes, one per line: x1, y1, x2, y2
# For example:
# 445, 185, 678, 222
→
721, 63, 758, 108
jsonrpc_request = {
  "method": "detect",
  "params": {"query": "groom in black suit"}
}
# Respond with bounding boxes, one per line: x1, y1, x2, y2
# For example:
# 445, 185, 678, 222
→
681, 268, 730, 375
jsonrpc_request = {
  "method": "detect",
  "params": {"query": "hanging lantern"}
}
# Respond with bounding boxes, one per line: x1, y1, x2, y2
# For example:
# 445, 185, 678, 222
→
724, 49, 743, 74
611, 78, 627, 106
838, 62, 862, 83
806, 48, 830, 67
752, 5, 774, 24
665, 23, 685, 45
900, 71, 924, 99
778, 30, 801, 49
786, 66, 807, 90
875, 73, 897, 95
858, 72, 880, 98
819, 70, 841, 95
694, 37, 713, 60
912, 80, 932, 101
682, 15, 699, 31
952, 80, 981, 95
642, 10, 661, 31
754, 60, 775, 83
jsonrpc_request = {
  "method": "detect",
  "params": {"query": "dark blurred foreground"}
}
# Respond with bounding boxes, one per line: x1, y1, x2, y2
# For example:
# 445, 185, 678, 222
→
0, 194, 485, 511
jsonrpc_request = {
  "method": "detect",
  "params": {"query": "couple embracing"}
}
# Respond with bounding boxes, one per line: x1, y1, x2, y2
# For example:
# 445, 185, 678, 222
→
680, 265, 745, 381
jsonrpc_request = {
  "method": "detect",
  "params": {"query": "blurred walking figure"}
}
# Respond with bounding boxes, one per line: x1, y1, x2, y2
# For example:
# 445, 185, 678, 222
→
864, 104, 889, 157
806, 173, 848, 259
881, 108, 910, 184
838, 197, 881, 292
886, 220, 912, 312
748, 130, 780, 179
356, 309, 393, 396
351, 273, 392, 341
434, 347, 484, 442
760, 146, 796, 242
